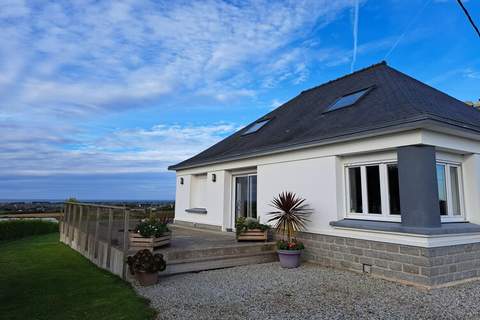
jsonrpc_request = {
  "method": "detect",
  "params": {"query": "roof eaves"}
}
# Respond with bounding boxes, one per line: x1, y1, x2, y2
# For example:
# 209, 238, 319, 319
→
168, 114, 440, 171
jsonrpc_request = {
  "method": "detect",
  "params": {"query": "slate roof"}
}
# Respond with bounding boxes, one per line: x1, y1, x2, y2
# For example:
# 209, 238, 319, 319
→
169, 61, 480, 170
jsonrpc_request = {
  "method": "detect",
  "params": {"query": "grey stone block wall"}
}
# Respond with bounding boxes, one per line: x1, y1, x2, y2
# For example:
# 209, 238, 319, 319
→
294, 231, 480, 287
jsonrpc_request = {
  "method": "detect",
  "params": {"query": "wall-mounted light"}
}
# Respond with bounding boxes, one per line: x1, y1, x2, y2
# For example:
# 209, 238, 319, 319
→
180, 177, 184, 185
212, 174, 216, 182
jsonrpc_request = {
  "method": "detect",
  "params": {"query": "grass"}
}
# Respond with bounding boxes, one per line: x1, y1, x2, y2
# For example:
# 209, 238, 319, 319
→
0, 233, 156, 320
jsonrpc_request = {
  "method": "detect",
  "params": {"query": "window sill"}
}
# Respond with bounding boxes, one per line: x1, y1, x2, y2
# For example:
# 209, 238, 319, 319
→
346, 214, 401, 223
185, 208, 207, 214
330, 219, 480, 235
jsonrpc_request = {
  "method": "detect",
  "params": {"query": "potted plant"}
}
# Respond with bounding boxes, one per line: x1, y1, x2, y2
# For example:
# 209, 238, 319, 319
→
126, 249, 166, 286
129, 218, 171, 251
267, 191, 311, 268
235, 217, 270, 241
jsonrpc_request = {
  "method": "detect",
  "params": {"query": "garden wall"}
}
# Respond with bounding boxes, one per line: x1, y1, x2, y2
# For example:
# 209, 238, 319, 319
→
296, 231, 480, 287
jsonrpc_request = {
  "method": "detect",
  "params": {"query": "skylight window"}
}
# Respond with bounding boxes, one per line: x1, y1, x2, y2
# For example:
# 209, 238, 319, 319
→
242, 119, 270, 135
326, 87, 373, 112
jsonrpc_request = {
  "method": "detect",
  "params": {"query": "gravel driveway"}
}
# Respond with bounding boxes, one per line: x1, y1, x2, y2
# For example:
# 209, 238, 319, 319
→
135, 262, 480, 320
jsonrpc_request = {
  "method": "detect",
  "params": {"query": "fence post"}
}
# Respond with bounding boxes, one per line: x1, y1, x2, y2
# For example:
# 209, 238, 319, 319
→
77, 205, 83, 249
60, 203, 65, 238
106, 208, 113, 269
62, 203, 68, 240
70, 205, 77, 246
122, 208, 130, 279
94, 207, 100, 259
84, 206, 90, 252
65, 204, 70, 240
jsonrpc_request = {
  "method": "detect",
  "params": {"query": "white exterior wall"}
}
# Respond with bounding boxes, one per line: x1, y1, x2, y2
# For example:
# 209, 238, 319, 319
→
173, 128, 480, 247
463, 154, 480, 224
257, 156, 340, 232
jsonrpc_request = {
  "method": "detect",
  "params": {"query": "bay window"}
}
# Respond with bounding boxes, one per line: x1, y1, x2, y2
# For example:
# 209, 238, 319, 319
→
346, 160, 464, 222
346, 162, 400, 221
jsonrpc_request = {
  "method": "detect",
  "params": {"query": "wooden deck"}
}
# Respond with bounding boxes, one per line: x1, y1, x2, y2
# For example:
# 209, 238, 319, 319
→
156, 225, 277, 276
60, 202, 277, 280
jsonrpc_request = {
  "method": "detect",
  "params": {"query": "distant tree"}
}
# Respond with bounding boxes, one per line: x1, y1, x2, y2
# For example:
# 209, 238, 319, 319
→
66, 197, 78, 203
465, 100, 480, 110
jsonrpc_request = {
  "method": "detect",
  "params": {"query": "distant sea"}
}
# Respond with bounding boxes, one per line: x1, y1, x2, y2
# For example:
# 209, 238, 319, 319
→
0, 199, 174, 203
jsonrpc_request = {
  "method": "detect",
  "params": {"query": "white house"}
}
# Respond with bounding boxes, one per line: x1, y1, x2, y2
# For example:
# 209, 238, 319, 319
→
169, 62, 480, 287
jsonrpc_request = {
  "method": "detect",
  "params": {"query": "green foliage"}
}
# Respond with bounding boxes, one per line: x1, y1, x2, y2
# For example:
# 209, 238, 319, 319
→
267, 191, 312, 250
0, 233, 156, 320
0, 220, 58, 241
66, 197, 78, 203
235, 216, 270, 236
135, 218, 169, 237
276, 239, 305, 251
127, 249, 167, 274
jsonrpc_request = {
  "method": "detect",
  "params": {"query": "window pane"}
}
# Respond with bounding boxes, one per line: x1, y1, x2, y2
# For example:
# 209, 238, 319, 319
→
437, 164, 448, 215
387, 164, 401, 215
450, 167, 461, 216
243, 120, 269, 135
366, 165, 382, 214
328, 88, 370, 111
348, 167, 363, 213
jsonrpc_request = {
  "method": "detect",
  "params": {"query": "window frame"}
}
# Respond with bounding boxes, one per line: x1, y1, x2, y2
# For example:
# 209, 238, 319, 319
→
437, 161, 465, 222
241, 119, 270, 136
324, 86, 375, 113
344, 160, 401, 222
344, 159, 466, 223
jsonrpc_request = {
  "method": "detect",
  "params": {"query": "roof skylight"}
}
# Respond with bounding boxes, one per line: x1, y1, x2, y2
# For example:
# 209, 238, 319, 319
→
326, 87, 373, 112
242, 119, 270, 135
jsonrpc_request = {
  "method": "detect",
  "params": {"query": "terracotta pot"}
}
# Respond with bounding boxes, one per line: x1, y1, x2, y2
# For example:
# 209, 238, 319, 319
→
277, 249, 302, 268
134, 271, 158, 286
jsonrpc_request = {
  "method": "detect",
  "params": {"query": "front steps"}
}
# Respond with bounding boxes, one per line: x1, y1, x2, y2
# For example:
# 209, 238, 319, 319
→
161, 242, 278, 275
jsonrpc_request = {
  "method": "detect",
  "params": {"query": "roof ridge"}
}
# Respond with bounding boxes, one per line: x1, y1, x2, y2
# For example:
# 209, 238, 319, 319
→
300, 60, 388, 94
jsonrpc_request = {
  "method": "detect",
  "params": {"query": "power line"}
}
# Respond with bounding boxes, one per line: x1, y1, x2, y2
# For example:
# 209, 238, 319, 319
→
456, 0, 480, 38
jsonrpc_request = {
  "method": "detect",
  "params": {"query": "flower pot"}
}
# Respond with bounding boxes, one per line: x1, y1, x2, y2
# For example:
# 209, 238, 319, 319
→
277, 249, 302, 268
134, 271, 158, 286
129, 231, 171, 251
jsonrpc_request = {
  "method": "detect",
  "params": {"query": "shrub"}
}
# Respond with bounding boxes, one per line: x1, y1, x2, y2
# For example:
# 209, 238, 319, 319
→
235, 217, 270, 236
127, 249, 167, 274
267, 191, 312, 250
0, 220, 59, 241
134, 218, 169, 238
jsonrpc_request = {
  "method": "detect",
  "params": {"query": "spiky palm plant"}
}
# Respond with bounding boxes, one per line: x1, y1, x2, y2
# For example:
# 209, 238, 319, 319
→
267, 192, 311, 242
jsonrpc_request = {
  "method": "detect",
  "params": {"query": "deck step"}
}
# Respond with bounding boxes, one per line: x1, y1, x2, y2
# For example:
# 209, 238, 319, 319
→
164, 242, 276, 261
162, 250, 278, 275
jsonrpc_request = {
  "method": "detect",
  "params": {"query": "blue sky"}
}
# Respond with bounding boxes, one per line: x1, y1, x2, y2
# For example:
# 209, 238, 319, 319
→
0, 0, 479, 200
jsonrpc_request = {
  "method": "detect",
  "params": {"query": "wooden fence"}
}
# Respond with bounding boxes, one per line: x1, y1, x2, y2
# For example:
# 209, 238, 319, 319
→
59, 202, 174, 279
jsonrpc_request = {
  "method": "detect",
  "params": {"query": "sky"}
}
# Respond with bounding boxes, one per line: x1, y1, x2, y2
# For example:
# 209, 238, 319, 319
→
0, 0, 479, 201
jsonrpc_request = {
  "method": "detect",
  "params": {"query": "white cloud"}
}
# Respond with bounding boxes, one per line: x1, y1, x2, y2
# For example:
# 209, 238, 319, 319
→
0, 122, 238, 176
0, 0, 362, 178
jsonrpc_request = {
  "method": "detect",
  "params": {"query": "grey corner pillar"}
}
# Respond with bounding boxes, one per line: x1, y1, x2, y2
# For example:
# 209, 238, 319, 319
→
397, 145, 441, 228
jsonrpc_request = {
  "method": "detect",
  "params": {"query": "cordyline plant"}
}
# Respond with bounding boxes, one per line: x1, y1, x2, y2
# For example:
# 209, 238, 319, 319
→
267, 191, 312, 242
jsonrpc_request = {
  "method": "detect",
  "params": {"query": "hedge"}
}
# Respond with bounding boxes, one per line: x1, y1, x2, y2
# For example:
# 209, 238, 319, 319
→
0, 220, 59, 241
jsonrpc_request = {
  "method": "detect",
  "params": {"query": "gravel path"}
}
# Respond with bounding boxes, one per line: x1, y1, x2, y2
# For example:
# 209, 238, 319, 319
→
135, 262, 480, 320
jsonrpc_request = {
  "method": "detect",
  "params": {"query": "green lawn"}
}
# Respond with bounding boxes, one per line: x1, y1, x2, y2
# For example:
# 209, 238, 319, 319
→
0, 233, 156, 320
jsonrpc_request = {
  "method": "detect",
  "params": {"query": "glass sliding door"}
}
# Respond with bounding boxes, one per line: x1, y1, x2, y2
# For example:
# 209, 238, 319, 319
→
234, 174, 257, 224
